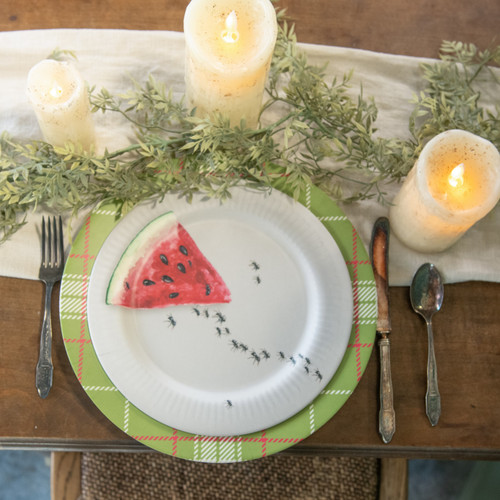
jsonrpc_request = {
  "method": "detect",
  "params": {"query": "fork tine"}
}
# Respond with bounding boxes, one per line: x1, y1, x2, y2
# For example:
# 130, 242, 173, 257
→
52, 216, 57, 266
41, 216, 46, 265
58, 216, 64, 267
48, 216, 53, 266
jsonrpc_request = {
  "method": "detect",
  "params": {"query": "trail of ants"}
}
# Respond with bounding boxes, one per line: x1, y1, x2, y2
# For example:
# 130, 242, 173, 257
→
190, 305, 323, 381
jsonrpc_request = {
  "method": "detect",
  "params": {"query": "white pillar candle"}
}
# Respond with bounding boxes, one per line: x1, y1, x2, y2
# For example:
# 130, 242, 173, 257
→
389, 129, 500, 253
26, 59, 95, 151
184, 0, 278, 127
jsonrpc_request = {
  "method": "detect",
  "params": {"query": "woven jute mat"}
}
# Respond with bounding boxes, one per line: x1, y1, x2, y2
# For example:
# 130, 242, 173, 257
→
80, 452, 379, 500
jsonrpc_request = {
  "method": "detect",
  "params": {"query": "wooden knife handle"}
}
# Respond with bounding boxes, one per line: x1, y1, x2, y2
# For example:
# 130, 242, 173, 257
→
378, 336, 395, 443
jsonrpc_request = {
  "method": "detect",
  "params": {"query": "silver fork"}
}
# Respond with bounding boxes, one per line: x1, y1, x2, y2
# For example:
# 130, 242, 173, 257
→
36, 216, 65, 399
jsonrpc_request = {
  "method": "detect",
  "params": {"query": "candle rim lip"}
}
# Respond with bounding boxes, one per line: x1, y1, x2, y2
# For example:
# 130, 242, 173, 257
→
183, 0, 278, 74
415, 129, 500, 217
26, 59, 85, 109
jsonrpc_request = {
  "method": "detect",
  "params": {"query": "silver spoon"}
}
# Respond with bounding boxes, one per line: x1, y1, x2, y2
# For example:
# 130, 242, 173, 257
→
410, 263, 443, 426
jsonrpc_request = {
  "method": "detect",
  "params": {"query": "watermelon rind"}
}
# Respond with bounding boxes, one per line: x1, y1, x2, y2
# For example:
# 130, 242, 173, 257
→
105, 211, 178, 306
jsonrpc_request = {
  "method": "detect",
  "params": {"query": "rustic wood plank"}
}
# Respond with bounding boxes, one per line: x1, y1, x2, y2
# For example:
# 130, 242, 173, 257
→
281, 0, 500, 58
1, 0, 499, 58
380, 458, 408, 500
51, 452, 82, 500
1, 276, 498, 457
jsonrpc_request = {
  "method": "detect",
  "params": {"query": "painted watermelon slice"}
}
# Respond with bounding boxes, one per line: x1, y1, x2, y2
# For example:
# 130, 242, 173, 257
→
105, 211, 231, 309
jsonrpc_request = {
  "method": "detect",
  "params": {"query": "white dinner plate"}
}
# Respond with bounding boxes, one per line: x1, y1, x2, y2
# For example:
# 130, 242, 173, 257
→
87, 187, 353, 436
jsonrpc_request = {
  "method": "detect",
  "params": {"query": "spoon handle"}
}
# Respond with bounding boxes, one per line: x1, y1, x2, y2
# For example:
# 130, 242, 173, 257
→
426, 320, 441, 426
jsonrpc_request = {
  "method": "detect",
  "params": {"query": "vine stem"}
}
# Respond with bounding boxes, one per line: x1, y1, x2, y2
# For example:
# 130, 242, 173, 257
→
104, 137, 185, 160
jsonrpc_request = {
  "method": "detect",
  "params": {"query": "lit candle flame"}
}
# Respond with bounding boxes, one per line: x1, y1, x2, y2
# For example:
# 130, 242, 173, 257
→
221, 10, 239, 43
448, 163, 465, 188
49, 82, 64, 99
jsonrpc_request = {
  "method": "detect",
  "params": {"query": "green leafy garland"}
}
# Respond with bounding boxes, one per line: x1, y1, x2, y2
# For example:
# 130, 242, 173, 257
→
0, 21, 499, 242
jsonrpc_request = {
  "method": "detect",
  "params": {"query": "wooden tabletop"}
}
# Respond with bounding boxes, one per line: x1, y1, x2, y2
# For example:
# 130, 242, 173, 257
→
1, 0, 499, 460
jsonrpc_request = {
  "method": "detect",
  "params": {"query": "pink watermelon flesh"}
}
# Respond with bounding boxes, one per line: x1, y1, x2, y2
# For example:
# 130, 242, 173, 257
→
106, 214, 231, 309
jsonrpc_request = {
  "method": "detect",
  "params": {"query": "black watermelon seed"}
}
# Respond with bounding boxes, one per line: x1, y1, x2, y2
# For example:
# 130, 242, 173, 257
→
179, 245, 188, 256
177, 263, 186, 273
169, 292, 179, 299
188, 260, 192, 267
160, 254, 169, 265
205, 284, 211, 296
162, 275, 174, 283
143, 279, 155, 286
125, 282, 130, 290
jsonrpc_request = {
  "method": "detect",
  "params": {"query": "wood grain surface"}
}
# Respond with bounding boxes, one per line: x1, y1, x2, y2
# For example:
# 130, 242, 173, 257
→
0, 0, 499, 458
2, 0, 499, 58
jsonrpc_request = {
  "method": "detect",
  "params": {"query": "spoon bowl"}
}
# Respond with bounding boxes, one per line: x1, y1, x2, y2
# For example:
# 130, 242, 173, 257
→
410, 263, 444, 320
410, 263, 443, 426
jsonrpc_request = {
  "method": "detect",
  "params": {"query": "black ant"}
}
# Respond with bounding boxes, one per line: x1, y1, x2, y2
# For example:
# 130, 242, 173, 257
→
260, 350, 271, 360
192, 307, 201, 316
165, 315, 176, 328
314, 370, 323, 381
214, 311, 226, 323
254, 276, 262, 285
225, 400, 233, 409
250, 351, 261, 364
238, 343, 249, 352
298, 354, 312, 365
250, 261, 260, 271
230, 339, 239, 350
278, 351, 286, 361
289, 356, 297, 366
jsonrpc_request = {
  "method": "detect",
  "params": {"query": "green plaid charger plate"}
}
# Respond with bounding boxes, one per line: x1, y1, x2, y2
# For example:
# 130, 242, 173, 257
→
60, 184, 376, 462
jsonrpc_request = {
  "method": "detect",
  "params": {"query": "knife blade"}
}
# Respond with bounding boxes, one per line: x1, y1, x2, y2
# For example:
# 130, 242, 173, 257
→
370, 217, 395, 444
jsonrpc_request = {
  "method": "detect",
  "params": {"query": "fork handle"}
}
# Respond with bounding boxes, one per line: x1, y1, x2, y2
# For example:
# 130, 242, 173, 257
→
36, 281, 54, 399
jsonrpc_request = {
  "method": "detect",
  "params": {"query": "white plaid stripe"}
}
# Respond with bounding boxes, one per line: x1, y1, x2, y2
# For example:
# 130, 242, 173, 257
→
218, 439, 238, 462
82, 385, 118, 392
93, 208, 120, 216
309, 403, 315, 434
200, 439, 218, 462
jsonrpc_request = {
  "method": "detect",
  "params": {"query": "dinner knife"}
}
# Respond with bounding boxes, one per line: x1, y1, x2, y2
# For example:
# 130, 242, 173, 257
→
370, 217, 395, 444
